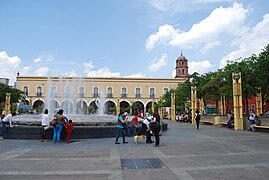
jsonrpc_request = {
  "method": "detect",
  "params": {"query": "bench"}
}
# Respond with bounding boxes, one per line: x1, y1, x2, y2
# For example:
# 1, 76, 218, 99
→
252, 125, 269, 132
200, 120, 214, 125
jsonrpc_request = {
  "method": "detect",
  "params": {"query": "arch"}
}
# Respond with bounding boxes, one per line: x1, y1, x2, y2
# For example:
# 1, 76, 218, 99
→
131, 101, 144, 115
33, 99, 45, 114
120, 100, 130, 113
76, 100, 88, 114
89, 101, 98, 114
104, 100, 116, 115
61, 99, 74, 114
49, 99, 60, 115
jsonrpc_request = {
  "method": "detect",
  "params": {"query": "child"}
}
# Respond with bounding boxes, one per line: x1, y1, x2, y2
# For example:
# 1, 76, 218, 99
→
65, 119, 74, 143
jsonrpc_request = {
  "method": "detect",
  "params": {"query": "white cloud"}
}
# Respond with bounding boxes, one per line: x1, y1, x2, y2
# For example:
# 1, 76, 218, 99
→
220, 13, 269, 68
148, 53, 168, 72
149, 0, 233, 12
0, 51, 21, 85
189, 60, 214, 74
124, 73, 146, 78
34, 58, 41, 63
86, 67, 121, 78
34, 66, 49, 76
83, 61, 95, 74
146, 2, 248, 52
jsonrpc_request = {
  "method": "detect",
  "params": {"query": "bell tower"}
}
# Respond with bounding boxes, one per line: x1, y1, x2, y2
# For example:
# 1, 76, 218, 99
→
175, 52, 189, 78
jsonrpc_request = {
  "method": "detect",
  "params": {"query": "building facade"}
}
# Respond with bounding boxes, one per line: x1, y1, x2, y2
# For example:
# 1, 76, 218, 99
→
16, 54, 189, 115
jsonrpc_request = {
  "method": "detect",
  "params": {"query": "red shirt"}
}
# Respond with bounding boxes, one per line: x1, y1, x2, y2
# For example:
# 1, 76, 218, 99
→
131, 117, 139, 125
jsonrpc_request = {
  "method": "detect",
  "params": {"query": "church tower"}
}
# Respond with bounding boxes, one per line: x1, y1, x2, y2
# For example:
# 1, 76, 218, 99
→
175, 52, 189, 78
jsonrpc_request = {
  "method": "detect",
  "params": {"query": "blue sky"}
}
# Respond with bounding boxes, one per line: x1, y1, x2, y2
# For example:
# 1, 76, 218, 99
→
1, 0, 269, 85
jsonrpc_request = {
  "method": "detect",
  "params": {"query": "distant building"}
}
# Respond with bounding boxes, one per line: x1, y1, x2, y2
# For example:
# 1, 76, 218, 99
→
0, 78, 9, 85
16, 53, 189, 114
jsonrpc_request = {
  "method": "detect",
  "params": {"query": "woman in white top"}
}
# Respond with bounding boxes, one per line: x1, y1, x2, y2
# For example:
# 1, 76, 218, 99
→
41, 109, 50, 142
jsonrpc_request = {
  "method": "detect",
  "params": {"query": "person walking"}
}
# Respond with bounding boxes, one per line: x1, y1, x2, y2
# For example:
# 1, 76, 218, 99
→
152, 111, 161, 147
115, 111, 128, 144
195, 109, 201, 130
41, 109, 50, 142
0, 112, 16, 139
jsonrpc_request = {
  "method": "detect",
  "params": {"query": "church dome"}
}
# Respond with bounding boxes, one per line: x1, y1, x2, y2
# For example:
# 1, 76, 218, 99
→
176, 52, 188, 61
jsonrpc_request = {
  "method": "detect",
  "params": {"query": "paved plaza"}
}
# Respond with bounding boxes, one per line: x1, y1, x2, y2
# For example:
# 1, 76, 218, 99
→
1, 120, 269, 180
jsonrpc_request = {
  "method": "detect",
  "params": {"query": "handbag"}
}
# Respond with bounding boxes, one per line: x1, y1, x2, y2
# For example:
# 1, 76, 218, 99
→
150, 121, 159, 129
50, 118, 58, 127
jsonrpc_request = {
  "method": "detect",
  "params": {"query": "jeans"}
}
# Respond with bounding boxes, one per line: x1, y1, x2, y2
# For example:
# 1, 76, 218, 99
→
115, 128, 126, 143
0, 121, 9, 137
53, 124, 63, 143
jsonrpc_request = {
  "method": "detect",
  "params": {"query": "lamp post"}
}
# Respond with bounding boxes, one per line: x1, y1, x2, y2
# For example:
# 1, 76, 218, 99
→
4, 93, 11, 116
232, 72, 243, 131
191, 86, 197, 124
171, 92, 176, 120
255, 87, 262, 116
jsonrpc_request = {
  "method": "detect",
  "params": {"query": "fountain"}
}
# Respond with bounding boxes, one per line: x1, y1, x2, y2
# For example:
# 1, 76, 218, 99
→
5, 76, 167, 139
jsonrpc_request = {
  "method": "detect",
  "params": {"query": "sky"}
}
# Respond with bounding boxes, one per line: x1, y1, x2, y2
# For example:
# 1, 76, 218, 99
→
1, 0, 269, 85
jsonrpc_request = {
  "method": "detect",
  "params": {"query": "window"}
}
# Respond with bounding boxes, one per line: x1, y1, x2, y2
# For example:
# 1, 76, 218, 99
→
121, 87, 127, 98
135, 87, 141, 98
50, 86, 57, 97
36, 86, 42, 97
65, 86, 70, 98
93, 87, 99, 97
23, 86, 29, 96
149, 87, 155, 98
107, 87, 113, 98
79, 87, 85, 98
163, 88, 169, 94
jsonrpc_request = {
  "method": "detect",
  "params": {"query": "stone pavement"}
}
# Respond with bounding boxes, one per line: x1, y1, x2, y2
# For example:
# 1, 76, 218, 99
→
1, 120, 269, 180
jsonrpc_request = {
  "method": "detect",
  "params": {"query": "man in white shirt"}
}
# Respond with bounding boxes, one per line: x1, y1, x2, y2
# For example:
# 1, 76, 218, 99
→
0, 112, 16, 139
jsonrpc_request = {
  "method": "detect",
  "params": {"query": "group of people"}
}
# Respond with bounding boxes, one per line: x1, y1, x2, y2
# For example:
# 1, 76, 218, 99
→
0, 109, 74, 143
115, 110, 161, 147
41, 109, 74, 143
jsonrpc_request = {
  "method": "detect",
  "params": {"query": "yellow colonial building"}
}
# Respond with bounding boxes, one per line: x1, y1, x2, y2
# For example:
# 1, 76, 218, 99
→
15, 53, 189, 115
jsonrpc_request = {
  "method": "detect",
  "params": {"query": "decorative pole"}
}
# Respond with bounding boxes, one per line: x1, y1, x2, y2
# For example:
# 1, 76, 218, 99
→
171, 92, 176, 120
151, 99, 155, 115
256, 92, 262, 116
159, 97, 163, 119
191, 86, 197, 124
116, 99, 120, 115
232, 72, 243, 131
4, 93, 11, 116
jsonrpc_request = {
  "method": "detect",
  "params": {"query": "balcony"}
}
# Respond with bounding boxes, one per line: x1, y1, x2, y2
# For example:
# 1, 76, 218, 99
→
36, 92, 42, 97
135, 94, 141, 98
92, 93, 99, 98
121, 94, 127, 98
79, 93, 85, 98
149, 94, 155, 98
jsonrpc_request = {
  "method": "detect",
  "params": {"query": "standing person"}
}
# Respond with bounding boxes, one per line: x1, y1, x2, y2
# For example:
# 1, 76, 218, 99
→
65, 119, 74, 143
131, 115, 140, 135
152, 111, 161, 147
41, 109, 50, 142
115, 111, 128, 144
143, 116, 154, 144
195, 109, 201, 130
0, 112, 16, 139
248, 110, 256, 131
53, 109, 65, 143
